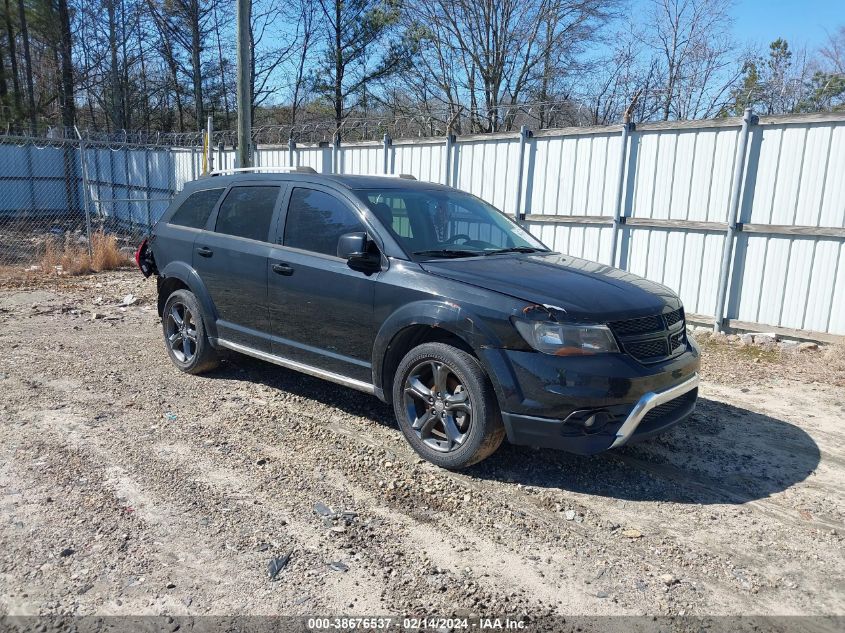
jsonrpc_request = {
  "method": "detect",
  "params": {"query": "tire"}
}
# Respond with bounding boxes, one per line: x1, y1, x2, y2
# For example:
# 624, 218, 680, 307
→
161, 289, 219, 375
392, 342, 505, 469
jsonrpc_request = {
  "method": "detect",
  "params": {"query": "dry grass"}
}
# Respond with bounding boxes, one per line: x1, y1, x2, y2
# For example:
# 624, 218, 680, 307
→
822, 343, 845, 375
91, 231, 127, 271
700, 336, 845, 388
35, 230, 130, 277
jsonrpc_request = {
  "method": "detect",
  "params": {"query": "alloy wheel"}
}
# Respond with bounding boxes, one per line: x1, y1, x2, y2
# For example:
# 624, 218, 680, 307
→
164, 301, 198, 363
403, 360, 473, 453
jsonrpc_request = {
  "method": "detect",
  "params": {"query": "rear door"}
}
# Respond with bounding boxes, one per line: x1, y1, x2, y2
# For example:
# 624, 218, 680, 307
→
193, 183, 285, 351
267, 185, 377, 382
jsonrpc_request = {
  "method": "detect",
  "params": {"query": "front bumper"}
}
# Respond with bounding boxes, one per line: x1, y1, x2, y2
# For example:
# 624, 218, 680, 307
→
479, 340, 701, 455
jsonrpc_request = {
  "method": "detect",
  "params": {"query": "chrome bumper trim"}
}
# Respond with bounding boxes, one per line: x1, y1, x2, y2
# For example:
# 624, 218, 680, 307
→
610, 373, 699, 449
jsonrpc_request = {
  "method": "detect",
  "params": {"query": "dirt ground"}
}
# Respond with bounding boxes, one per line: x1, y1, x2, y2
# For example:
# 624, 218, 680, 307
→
0, 271, 842, 625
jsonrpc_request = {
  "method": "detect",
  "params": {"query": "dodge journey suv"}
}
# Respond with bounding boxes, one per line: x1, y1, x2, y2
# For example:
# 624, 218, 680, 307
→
136, 168, 700, 469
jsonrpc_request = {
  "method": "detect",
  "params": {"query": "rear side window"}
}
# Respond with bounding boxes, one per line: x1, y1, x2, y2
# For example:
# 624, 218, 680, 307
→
169, 188, 223, 229
214, 186, 280, 242
283, 188, 365, 257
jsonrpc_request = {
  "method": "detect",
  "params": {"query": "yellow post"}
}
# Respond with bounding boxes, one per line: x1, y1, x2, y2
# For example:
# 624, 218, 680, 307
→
202, 130, 209, 175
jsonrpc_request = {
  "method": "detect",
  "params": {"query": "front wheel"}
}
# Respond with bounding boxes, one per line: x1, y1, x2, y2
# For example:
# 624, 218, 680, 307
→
392, 342, 504, 469
161, 289, 219, 375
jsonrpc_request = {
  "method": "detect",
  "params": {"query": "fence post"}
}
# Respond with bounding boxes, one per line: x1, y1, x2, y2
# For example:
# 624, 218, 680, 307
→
288, 136, 296, 168
25, 144, 36, 219
514, 125, 532, 220
73, 127, 93, 256
443, 133, 455, 186
610, 121, 633, 268
144, 146, 152, 232
382, 133, 391, 174
123, 146, 133, 234
332, 133, 341, 174
206, 116, 214, 174
713, 107, 755, 333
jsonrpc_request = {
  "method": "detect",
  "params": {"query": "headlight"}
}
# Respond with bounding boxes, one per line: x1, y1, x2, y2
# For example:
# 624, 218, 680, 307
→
513, 320, 620, 356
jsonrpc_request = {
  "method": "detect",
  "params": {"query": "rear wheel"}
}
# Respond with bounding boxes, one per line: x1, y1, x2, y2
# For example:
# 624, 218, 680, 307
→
392, 342, 504, 469
162, 289, 219, 374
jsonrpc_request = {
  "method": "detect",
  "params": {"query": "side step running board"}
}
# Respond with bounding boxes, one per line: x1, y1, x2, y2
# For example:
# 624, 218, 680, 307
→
215, 338, 376, 395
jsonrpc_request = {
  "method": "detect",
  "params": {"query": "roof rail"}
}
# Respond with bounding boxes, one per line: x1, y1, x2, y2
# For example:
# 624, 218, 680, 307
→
207, 166, 317, 177
346, 173, 418, 180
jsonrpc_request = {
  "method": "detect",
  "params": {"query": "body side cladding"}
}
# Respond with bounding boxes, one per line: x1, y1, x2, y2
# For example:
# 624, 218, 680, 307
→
371, 300, 517, 407
157, 261, 220, 342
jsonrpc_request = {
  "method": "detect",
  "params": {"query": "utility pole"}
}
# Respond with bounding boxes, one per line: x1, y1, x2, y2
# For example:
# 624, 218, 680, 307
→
236, 0, 252, 168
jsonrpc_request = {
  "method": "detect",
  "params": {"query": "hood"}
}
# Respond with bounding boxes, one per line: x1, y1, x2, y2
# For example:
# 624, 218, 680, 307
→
421, 252, 681, 322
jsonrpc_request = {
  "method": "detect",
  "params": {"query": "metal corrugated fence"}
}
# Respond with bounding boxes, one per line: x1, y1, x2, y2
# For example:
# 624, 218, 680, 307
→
1, 111, 843, 339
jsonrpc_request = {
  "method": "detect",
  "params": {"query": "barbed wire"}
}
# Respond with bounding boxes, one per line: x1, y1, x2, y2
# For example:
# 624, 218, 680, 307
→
0, 99, 623, 148
3, 78, 843, 149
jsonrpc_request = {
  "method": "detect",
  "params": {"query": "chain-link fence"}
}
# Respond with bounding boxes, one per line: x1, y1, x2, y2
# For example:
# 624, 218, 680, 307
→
0, 133, 182, 271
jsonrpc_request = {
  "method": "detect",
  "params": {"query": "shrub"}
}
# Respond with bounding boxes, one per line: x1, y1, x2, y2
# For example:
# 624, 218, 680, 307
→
91, 230, 126, 271
36, 230, 130, 276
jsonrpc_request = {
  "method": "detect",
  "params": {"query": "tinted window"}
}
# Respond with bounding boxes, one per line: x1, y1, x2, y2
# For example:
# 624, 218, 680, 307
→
355, 188, 546, 257
365, 193, 413, 238
283, 188, 365, 257
169, 188, 223, 229
214, 186, 280, 242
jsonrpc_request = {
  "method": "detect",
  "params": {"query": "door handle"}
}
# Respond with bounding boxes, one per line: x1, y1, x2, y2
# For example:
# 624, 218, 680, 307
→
197, 246, 213, 258
272, 262, 294, 276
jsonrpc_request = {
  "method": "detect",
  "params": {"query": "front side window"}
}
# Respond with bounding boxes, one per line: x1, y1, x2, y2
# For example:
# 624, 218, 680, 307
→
283, 188, 365, 257
169, 188, 223, 229
214, 186, 280, 242
356, 188, 547, 259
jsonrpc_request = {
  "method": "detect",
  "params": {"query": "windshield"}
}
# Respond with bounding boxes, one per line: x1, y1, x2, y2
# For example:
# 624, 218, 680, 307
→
355, 188, 548, 259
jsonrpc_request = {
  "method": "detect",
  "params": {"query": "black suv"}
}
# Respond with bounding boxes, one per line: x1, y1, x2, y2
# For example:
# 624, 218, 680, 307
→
137, 169, 700, 469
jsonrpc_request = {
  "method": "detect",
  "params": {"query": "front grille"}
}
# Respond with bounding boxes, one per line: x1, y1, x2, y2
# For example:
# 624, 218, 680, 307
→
609, 308, 686, 364
664, 310, 683, 327
626, 338, 669, 360
669, 330, 686, 352
610, 314, 663, 336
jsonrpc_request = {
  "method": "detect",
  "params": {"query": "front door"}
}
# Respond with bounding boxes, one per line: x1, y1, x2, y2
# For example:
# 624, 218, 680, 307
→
267, 186, 377, 383
193, 184, 283, 351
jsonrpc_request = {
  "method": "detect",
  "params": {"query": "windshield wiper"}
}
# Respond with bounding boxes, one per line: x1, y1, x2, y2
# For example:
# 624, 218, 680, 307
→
482, 246, 543, 255
413, 249, 481, 258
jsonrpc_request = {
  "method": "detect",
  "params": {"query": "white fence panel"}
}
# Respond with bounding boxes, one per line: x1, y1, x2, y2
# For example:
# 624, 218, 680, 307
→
296, 146, 328, 173
339, 143, 382, 174
453, 136, 521, 215
2, 111, 844, 337
254, 146, 291, 168
526, 132, 622, 217
392, 140, 446, 184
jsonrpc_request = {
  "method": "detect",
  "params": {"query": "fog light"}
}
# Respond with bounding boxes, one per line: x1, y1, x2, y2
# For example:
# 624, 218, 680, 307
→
565, 409, 612, 434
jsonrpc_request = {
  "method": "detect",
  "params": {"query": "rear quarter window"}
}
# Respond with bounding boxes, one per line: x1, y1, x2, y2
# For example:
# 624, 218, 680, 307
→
168, 188, 224, 229
214, 186, 281, 242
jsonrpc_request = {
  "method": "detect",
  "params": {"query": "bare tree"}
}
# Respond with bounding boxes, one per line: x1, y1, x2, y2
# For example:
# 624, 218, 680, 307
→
402, 0, 613, 132
288, 0, 316, 126
316, 0, 405, 134
3, 0, 23, 119
640, 0, 740, 120
56, 0, 75, 127
147, 0, 212, 128
820, 27, 845, 74
16, 0, 36, 131
250, 0, 298, 116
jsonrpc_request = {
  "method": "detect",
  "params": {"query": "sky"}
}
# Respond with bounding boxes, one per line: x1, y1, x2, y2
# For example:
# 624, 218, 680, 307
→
728, 0, 841, 51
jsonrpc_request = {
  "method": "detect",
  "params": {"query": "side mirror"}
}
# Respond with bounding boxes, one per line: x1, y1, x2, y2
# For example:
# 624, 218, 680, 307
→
337, 232, 367, 259
337, 232, 381, 274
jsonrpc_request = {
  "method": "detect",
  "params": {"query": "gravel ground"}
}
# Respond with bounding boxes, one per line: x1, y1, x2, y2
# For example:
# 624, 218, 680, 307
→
0, 271, 842, 625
